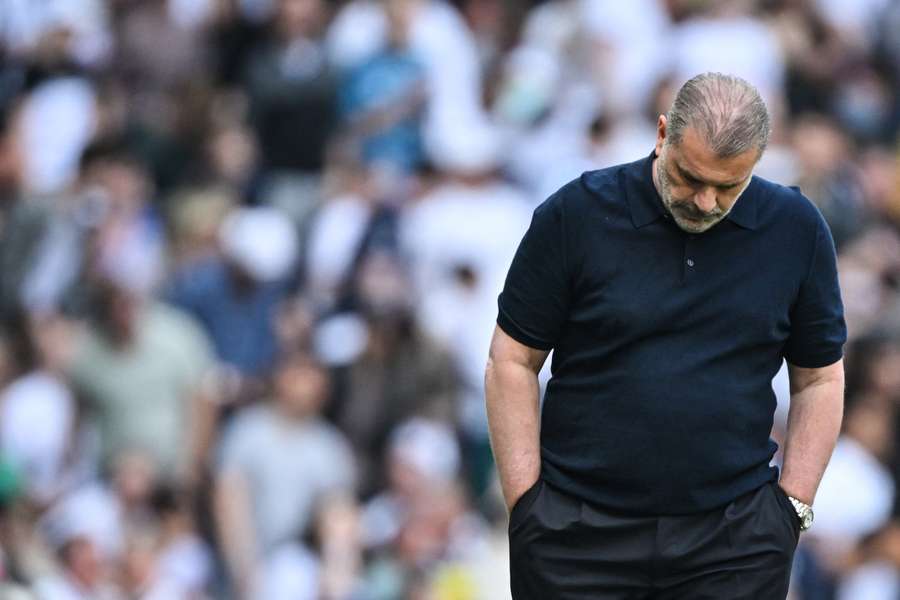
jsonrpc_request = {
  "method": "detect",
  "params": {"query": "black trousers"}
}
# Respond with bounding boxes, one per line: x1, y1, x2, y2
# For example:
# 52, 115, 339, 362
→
508, 479, 800, 599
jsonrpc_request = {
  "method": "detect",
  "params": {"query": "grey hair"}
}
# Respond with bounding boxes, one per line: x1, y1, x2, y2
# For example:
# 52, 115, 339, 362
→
665, 72, 771, 158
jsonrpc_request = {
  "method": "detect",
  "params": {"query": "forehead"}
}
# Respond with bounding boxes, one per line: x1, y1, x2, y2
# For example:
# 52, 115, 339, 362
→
670, 126, 758, 185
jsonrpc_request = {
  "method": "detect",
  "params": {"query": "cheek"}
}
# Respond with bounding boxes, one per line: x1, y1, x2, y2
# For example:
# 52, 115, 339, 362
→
661, 175, 690, 199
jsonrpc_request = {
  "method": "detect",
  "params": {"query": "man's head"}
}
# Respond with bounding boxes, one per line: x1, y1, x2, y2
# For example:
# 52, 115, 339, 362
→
654, 73, 770, 233
273, 350, 331, 419
59, 537, 104, 589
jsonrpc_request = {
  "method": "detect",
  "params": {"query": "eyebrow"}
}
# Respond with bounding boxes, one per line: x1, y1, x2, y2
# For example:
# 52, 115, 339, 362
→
674, 160, 745, 188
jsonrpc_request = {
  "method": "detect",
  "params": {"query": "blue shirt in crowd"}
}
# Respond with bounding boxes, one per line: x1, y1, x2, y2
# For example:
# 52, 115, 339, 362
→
166, 259, 285, 378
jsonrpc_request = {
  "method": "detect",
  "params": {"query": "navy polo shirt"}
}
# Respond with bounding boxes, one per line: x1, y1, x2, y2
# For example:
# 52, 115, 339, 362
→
497, 151, 846, 514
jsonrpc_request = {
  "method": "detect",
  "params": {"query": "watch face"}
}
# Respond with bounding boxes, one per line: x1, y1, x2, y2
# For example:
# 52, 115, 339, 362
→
802, 511, 814, 530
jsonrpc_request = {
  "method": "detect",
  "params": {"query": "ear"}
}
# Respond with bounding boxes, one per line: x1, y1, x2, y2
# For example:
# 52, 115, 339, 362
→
654, 115, 667, 157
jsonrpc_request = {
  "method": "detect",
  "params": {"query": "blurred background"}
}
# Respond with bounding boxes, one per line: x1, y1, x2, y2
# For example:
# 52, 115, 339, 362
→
0, 0, 898, 598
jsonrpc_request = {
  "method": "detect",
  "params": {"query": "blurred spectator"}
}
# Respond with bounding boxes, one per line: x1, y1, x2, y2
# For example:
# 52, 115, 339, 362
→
201, 116, 261, 204
208, 0, 268, 87
214, 350, 355, 599
791, 114, 869, 248
244, 0, 336, 184
0, 456, 26, 584
337, 0, 427, 172
32, 534, 116, 600
165, 186, 236, 268
150, 486, 213, 596
671, 1, 786, 111
0, 100, 24, 211
17, 77, 96, 197
34, 485, 123, 599
326, 0, 486, 149
68, 274, 217, 487
400, 125, 531, 494
327, 251, 459, 495
304, 161, 379, 309
813, 0, 889, 48
837, 226, 900, 339
548, 0, 668, 115
836, 522, 900, 599
0, 0, 111, 68
260, 494, 363, 600
166, 206, 298, 392
812, 398, 896, 551
0, 313, 94, 506
4, 137, 164, 317
796, 392, 896, 598
361, 462, 491, 599
120, 523, 191, 600
361, 418, 462, 549
114, 0, 210, 100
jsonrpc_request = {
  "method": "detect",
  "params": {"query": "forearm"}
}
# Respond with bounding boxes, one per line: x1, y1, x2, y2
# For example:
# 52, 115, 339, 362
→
485, 356, 542, 511
779, 376, 844, 504
184, 386, 218, 487
213, 473, 260, 597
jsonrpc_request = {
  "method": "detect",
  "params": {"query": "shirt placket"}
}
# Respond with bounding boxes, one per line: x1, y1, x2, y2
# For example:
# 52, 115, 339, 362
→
683, 234, 698, 282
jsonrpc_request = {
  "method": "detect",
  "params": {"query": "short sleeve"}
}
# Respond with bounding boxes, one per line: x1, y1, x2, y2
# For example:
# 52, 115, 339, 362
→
217, 411, 257, 475
497, 191, 571, 350
167, 308, 216, 393
782, 216, 847, 368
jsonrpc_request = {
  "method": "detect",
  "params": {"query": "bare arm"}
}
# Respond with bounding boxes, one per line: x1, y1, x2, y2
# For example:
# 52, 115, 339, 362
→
213, 470, 260, 600
485, 325, 549, 512
779, 359, 845, 504
182, 382, 218, 490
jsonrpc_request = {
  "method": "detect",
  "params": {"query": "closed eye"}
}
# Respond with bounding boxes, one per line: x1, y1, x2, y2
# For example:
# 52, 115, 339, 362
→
676, 163, 743, 190
677, 167, 703, 186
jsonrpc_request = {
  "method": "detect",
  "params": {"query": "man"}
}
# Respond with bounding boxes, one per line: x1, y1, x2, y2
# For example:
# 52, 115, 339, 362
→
214, 351, 356, 600
69, 272, 217, 490
485, 72, 846, 599
167, 205, 298, 382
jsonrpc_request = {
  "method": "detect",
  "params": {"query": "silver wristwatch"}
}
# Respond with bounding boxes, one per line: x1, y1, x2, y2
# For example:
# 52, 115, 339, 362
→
787, 496, 814, 531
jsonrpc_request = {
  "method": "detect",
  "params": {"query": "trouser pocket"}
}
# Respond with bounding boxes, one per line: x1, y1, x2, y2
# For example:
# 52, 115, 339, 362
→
508, 478, 543, 534
769, 482, 802, 541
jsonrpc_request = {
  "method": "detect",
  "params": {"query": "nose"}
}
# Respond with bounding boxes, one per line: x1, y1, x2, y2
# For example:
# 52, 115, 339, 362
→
693, 187, 718, 214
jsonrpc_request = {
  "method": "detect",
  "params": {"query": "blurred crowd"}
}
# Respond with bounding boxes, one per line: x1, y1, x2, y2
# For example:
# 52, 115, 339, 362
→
0, 0, 899, 598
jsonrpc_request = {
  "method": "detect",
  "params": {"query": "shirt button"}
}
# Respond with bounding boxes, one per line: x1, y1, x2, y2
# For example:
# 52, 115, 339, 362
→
686, 258, 695, 267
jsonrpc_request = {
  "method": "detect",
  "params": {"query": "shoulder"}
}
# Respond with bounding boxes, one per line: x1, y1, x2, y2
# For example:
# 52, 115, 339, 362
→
148, 301, 202, 331
309, 418, 353, 452
221, 406, 273, 451
167, 259, 226, 301
146, 303, 212, 352
580, 159, 636, 196
230, 404, 272, 431
533, 159, 638, 240
567, 156, 643, 215
753, 177, 830, 236
529, 159, 638, 245
538, 163, 624, 216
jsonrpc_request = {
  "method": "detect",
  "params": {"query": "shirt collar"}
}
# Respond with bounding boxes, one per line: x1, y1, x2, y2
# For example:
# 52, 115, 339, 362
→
723, 179, 759, 230
625, 149, 758, 231
625, 150, 667, 229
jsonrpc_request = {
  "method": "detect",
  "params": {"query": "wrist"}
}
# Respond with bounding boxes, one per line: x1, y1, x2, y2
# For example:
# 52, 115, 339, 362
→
777, 480, 813, 505
506, 473, 540, 511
